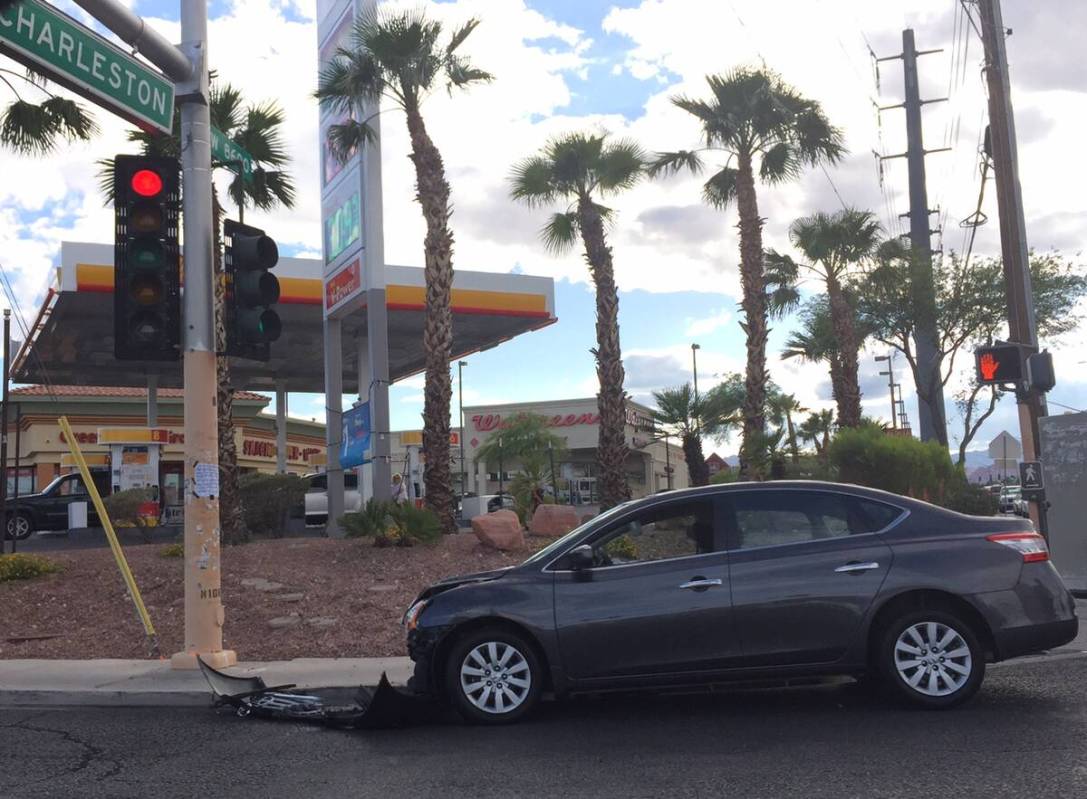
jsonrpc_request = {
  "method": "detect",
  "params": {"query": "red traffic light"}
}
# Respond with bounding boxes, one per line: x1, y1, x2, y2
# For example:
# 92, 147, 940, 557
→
131, 169, 163, 197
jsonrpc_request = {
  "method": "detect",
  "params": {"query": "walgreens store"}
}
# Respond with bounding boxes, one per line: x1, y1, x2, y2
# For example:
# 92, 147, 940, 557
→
462, 398, 688, 502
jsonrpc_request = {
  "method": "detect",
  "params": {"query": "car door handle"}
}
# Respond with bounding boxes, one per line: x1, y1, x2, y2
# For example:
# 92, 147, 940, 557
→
834, 561, 880, 573
678, 577, 723, 590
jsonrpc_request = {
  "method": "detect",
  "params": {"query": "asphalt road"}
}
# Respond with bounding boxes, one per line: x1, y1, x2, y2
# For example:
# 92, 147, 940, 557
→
2, 654, 1085, 799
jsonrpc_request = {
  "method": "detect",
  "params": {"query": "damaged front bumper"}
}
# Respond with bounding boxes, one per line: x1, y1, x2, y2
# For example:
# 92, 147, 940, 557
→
198, 657, 436, 729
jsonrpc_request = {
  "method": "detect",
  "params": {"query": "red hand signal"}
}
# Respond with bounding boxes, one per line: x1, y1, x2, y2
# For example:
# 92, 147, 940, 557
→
980, 352, 999, 381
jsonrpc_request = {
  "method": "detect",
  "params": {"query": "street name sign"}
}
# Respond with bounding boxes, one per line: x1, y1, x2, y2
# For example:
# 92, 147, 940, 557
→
211, 125, 254, 179
0, 0, 174, 133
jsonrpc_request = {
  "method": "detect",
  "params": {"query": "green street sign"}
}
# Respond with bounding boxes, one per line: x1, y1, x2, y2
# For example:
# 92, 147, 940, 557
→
211, 126, 254, 179
0, 0, 174, 134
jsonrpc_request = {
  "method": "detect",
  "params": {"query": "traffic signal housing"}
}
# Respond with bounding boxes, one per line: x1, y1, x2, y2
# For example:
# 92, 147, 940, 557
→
113, 155, 181, 361
224, 220, 281, 361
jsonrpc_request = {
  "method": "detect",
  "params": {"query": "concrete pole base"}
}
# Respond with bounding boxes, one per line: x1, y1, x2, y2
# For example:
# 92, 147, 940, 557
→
170, 648, 237, 671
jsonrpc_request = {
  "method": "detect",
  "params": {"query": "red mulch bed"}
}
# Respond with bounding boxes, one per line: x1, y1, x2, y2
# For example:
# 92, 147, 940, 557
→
0, 534, 551, 661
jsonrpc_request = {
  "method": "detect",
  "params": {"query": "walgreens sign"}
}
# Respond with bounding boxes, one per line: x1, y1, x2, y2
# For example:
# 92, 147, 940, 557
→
471, 412, 600, 432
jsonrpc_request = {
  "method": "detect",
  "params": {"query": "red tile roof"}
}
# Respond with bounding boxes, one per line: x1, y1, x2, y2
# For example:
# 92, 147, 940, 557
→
12, 385, 269, 402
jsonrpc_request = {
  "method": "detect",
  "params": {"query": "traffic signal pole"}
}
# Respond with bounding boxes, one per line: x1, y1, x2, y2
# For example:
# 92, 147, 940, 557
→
976, 0, 1048, 537
170, 0, 234, 669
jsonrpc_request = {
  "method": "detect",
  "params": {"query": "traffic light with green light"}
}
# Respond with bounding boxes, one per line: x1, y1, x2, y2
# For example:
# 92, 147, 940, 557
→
113, 155, 181, 361
224, 219, 281, 361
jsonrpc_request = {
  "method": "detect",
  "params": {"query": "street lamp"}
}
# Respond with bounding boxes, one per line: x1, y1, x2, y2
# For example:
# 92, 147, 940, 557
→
875, 353, 896, 429
457, 360, 467, 496
497, 435, 504, 500
547, 439, 558, 501
691, 343, 701, 431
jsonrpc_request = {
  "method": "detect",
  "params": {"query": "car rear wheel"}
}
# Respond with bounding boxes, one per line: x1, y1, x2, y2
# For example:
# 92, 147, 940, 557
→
878, 609, 985, 709
5, 513, 33, 540
444, 628, 542, 725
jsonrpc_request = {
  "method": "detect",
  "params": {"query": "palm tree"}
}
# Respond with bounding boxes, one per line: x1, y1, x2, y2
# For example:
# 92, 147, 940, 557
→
1, 67, 97, 154
98, 82, 296, 544
316, 9, 491, 533
797, 409, 835, 460
766, 391, 806, 463
651, 68, 844, 475
650, 379, 743, 487
785, 209, 881, 427
510, 132, 646, 509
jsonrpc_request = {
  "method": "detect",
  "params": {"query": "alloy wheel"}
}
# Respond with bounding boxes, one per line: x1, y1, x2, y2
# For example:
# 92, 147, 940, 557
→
459, 641, 532, 715
893, 621, 973, 697
7, 515, 29, 539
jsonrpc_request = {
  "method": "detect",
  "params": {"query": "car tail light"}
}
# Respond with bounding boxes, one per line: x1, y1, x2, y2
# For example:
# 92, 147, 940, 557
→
987, 532, 1049, 562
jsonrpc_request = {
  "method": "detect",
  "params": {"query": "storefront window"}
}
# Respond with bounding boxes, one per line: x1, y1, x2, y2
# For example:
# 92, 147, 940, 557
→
5, 468, 35, 496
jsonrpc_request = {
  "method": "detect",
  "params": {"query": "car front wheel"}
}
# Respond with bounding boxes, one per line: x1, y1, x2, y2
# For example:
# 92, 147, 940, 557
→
878, 609, 985, 709
445, 628, 542, 724
6, 513, 33, 540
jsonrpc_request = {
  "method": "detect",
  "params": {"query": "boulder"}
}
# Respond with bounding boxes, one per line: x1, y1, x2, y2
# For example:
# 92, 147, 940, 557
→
529, 504, 581, 537
472, 509, 525, 551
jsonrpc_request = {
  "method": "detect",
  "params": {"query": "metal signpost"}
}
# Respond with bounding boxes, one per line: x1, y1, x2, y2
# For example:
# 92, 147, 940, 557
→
0, 0, 174, 132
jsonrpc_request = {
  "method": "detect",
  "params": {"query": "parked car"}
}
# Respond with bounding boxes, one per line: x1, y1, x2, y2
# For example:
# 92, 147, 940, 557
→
999, 486, 1021, 514
4, 469, 113, 539
304, 472, 362, 525
486, 493, 516, 514
403, 481, 1077, 724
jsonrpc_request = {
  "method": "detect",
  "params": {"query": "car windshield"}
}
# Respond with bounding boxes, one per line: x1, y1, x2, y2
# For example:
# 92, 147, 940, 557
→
520, 500, 634, 566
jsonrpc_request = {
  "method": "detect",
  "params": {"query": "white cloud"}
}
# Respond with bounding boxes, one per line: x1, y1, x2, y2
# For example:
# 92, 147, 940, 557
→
685, 308, 733, 338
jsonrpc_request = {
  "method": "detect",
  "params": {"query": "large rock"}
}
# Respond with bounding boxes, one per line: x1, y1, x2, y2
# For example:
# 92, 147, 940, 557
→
472, 510, 525, 551
529, 504, 581, 537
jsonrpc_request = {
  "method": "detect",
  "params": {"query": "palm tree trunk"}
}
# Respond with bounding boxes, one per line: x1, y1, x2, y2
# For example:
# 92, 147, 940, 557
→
576, 197, 631, 510
405, 105, 456, 534
825, 273, 862, 427
785, 411, 799, 464
735, 153, 768, 478
212, 192, 248, 545
681, 432, 709, 487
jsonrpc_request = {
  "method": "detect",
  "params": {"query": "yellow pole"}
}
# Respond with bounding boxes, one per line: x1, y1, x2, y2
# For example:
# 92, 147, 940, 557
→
57, 416, 158, 653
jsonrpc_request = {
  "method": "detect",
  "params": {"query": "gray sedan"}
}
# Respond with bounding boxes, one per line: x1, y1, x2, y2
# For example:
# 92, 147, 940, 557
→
405, 481, 1078, 724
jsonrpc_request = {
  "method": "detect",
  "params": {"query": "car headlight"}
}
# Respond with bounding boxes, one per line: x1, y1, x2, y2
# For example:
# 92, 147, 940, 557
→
402, 599, 428, 631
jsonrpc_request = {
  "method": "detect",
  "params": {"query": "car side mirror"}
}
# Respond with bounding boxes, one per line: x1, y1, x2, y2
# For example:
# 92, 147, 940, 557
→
567, 544, 594, 571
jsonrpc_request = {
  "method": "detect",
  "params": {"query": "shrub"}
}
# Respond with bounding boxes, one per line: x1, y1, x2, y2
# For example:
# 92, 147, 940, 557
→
341, 498, 396, 539
0, 553, 60, 582
341, 500, 442, 547
829, 426, 956, 503
944, 479, 999, 516
102, 487, 159, 531
160, 542, 185, 558
239, 472, 307, 537
709, 469, 739, 485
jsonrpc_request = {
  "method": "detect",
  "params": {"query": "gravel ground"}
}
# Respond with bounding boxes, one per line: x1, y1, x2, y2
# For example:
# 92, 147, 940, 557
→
0, 534, 549, 661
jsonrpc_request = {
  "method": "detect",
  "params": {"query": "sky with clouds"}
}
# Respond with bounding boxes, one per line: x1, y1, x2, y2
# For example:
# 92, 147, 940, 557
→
2, 0, 1085, 461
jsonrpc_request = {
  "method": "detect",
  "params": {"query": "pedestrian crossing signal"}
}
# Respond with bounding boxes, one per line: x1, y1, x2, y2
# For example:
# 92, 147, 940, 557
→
975, 344, 1023, 385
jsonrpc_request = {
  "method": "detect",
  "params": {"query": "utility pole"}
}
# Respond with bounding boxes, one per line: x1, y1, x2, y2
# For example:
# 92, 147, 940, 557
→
0, 311, 8, 555
878, 30, 950, 445
171, 0, 233, 669
875, 352, 897, 429
976, 0, 1048, 536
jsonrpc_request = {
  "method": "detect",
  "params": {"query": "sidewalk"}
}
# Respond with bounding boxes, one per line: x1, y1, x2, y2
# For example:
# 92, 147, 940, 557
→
0, 656, 413, 708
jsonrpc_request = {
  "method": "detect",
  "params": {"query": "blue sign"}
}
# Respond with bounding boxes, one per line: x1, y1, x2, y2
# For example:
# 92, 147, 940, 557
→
341, 402, 371, 468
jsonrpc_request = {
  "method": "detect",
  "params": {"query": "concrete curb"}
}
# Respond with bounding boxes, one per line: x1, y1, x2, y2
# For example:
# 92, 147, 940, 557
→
0, 656, 414, 709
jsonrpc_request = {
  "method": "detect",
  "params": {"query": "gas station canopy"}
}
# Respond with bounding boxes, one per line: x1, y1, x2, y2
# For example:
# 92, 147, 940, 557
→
14, 242, 557, 392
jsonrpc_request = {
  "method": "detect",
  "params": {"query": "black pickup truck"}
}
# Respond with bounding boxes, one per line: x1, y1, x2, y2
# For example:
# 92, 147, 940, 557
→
4, 469, 112, 540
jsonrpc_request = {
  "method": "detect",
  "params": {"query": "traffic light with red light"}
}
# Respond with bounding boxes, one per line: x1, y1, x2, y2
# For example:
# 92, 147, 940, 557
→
113, 155, 181, 362
224, 219, 281, 361
975, 343, 1024, 385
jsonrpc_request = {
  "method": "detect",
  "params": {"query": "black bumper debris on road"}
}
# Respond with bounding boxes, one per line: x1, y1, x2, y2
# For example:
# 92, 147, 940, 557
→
197, 657, 437, 729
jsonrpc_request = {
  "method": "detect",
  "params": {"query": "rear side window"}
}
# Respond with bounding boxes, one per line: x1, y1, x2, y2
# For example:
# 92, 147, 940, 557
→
851, 498, 905, 532
308, 475, 327, 492
729, 491, 900, 549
